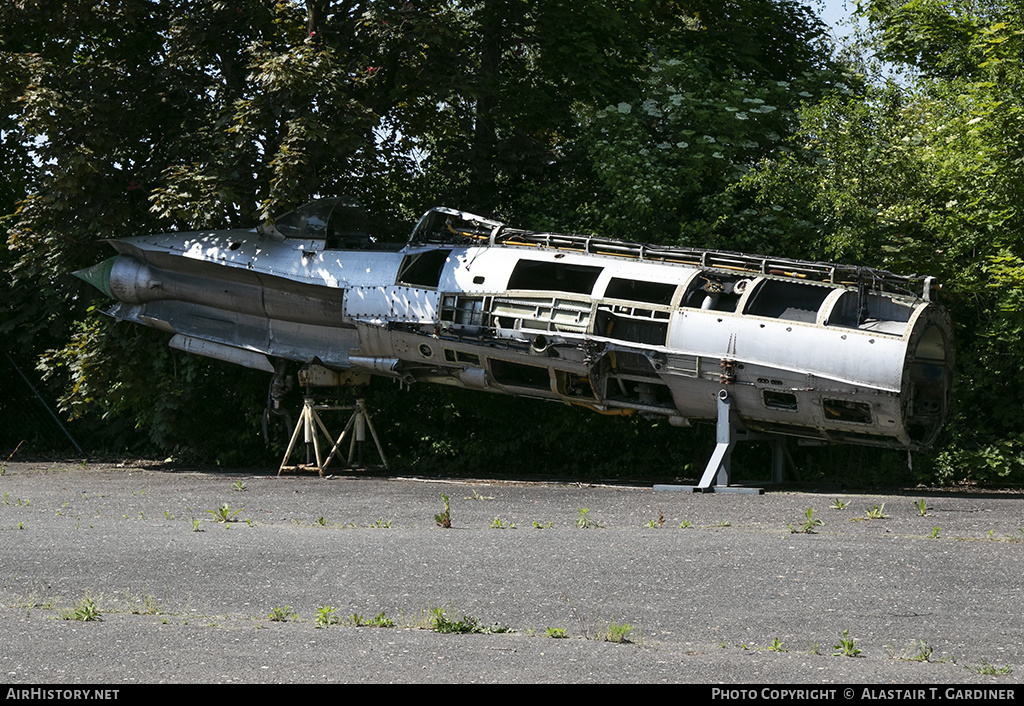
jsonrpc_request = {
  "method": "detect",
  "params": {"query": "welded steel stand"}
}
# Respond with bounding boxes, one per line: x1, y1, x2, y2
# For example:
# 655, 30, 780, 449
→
278, 397, 388, 477
655, 389, 791, 494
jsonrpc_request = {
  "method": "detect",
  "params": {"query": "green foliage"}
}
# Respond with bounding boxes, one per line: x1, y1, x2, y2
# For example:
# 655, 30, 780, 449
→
575, 508, 604, 529
428, 607, 512, 635
646, 507, 665, 528
601, 621, 635, 644
267, 605, 296, 622
569, 54, 845, 248
966, 661, 1013, 676
207, 503, 242, 524
33, 317, 276, 463
741, 1, 1024, 484
368, 612, 394, 628
464, 489, 494, 501
60, 596, 101, 622
906, 640, 934, 662
833, 629, 862, 658
866, 503, 888, 519
4, 0, 1024, 486
346, 611, 394, 628
789, 507, 824, 534
315, 605, 340, 628
434, 494, 452, 529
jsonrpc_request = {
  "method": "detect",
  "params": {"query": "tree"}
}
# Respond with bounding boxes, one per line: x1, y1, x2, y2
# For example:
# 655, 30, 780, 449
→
1, 0, 318, 456
8, 0, 967, 483
508, 0, 846, 248
743, 0, 1024, 482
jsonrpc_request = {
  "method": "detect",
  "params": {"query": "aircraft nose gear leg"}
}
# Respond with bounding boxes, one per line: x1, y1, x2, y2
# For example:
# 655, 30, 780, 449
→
262, 361, 293, 443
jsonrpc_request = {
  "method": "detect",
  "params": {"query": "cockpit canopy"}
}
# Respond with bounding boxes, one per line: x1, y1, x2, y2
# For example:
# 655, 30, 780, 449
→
269, 198, 370, 248
409, 207, 504, 244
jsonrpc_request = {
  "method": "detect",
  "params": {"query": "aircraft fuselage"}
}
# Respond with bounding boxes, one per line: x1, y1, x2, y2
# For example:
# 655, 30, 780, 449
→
76, 202, 954, 450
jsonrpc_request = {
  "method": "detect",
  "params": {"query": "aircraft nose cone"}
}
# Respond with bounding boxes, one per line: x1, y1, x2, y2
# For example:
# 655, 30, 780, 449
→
73, 256, 117, 298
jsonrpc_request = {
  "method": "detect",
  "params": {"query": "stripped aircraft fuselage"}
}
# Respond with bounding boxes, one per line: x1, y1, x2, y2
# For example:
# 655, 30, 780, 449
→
77, 200, 954, 451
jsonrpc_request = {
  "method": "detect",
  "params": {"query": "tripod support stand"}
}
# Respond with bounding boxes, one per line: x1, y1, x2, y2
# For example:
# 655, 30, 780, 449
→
278, 396, 388, 477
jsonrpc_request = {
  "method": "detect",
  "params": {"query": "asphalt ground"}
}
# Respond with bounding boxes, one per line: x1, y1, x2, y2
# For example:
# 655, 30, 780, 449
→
1, 460, 1022, 686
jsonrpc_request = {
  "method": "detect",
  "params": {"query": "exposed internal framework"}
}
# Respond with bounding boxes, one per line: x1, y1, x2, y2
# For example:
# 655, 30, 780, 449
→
77, 199, 954, 455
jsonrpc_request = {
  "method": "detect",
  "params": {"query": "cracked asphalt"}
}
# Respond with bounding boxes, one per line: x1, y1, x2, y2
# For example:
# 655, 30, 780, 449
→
1, 460, 1022, 684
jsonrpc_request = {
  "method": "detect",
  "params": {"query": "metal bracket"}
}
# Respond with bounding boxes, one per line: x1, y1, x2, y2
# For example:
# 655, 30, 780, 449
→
654, 389, 792, 494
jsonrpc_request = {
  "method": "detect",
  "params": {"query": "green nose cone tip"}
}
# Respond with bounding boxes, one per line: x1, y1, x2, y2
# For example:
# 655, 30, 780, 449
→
73, 256, 117, 299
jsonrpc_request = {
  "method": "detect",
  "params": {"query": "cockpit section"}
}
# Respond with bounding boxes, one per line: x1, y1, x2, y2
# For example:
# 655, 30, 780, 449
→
409, 207, 504, 244
267, 198, 373, 249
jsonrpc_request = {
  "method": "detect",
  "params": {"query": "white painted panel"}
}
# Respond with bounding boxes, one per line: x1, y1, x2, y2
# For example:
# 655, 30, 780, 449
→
668, 309, 908, 391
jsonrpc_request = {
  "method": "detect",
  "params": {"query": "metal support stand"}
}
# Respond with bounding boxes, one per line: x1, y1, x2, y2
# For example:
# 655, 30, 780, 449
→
278, 396, 388, 477
654, 389, 792, 494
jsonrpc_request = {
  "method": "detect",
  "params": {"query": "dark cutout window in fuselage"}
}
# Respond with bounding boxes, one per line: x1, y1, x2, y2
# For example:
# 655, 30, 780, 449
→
440, 295, 487, 326
827, 290, 913, 333
823, 399, 872, 424
594, 309, 668, 346
507, 260, 602, 295
606, 379, 674, 407
397, 249, 451, 288
444, 349, 481, 366
490, 359, 551, 390
763, 390, 798, 411
744, 279, 831, 323
604, 278, 677, 305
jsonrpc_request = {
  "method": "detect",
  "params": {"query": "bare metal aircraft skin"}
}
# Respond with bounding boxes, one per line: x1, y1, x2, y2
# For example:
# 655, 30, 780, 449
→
76, 199, 953, 450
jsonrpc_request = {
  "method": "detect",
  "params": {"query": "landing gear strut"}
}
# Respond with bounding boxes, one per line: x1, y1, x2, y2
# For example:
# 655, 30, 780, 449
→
262, 360, 294, 443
